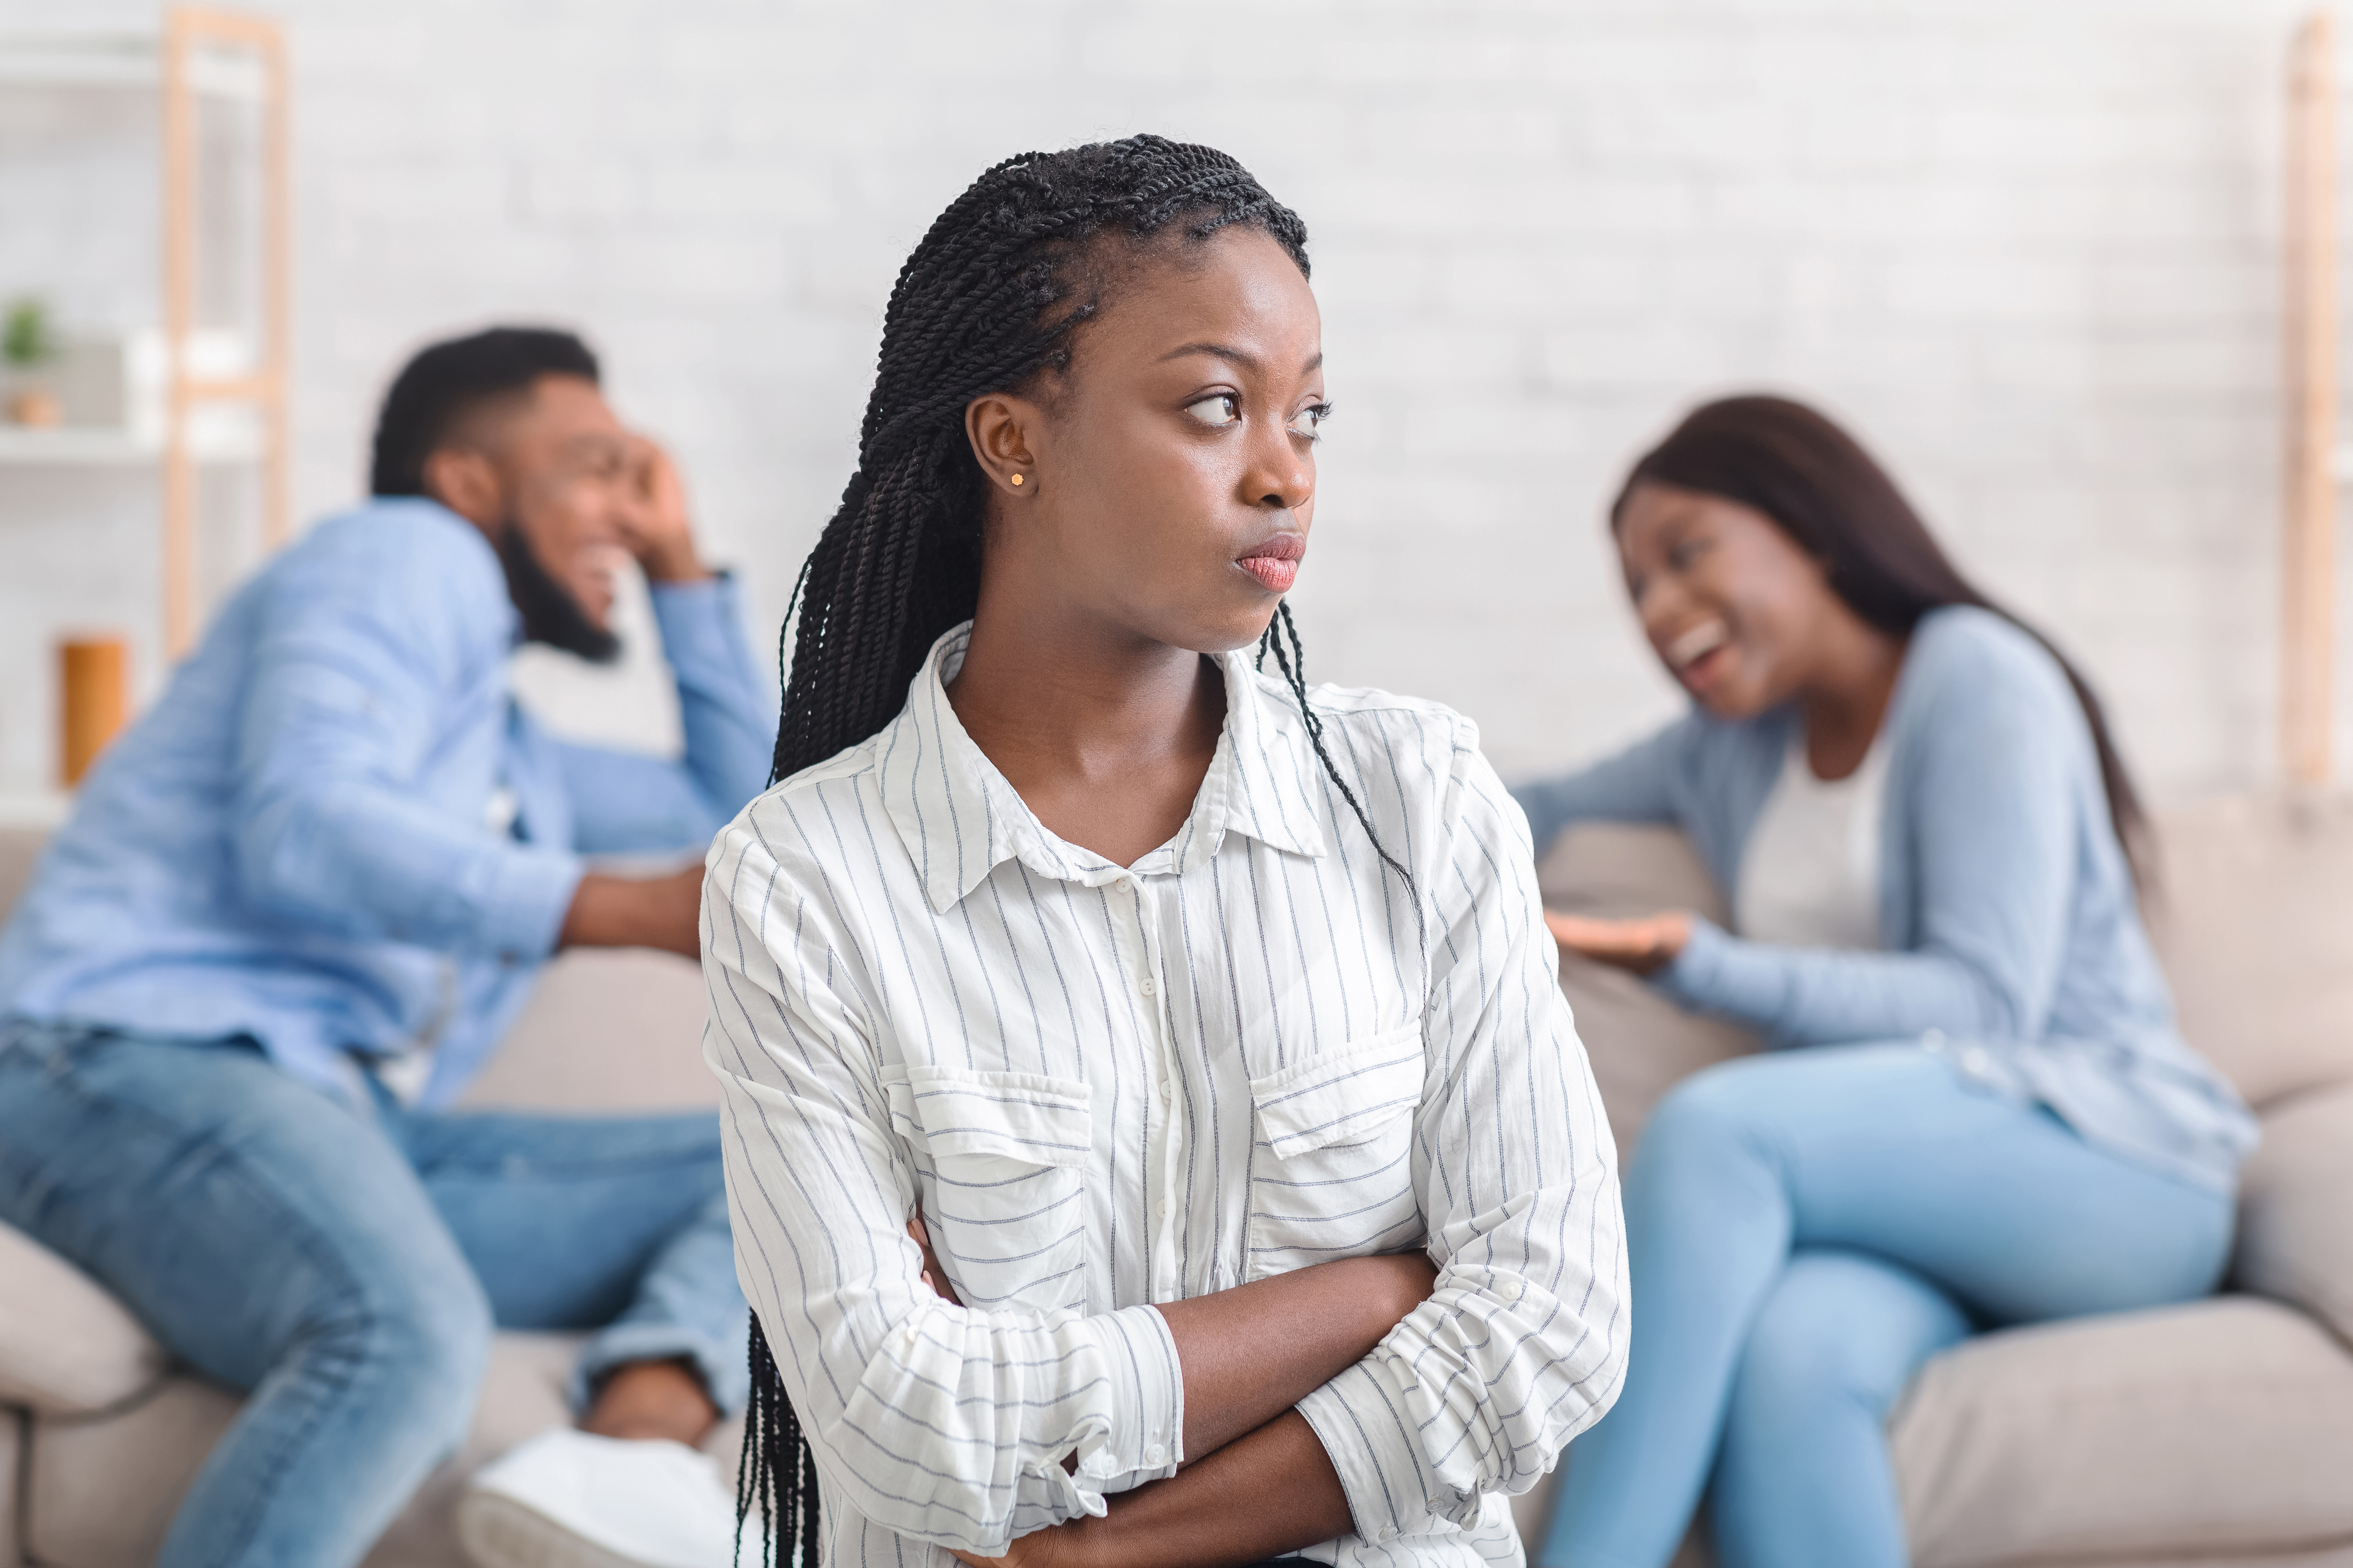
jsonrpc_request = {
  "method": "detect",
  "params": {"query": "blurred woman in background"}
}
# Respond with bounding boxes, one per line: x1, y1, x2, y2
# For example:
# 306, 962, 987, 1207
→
1519, 395, 2257, 1568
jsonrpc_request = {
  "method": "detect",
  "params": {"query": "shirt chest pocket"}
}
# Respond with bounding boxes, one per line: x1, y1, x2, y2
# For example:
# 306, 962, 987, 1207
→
1244, 1029, 1427, 1282
886, 1066, 1092, 1313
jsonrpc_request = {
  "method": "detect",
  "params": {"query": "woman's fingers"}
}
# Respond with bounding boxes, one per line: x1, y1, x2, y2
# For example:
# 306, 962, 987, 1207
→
1545, 911, 1646, 956
908, 1210, 964, 1306
1545, 910, 1688, 975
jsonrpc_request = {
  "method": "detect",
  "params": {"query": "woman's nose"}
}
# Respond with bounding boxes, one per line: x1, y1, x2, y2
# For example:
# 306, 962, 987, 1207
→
1244, 430, 1312, 512
1634, 575, 1687, 638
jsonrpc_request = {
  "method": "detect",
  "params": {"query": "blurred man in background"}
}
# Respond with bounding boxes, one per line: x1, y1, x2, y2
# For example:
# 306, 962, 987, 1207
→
0, 328, 768, 1568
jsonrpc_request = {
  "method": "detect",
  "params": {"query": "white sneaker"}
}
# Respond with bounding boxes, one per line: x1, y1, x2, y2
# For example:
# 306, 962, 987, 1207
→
457, 1428, 745, 1568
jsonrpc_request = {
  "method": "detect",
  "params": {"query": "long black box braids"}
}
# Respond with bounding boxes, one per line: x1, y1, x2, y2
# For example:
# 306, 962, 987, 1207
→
736, 134, 1415, 1566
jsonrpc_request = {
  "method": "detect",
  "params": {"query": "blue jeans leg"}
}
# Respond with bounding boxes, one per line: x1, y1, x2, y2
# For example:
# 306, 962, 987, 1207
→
381, 1099, 750, 1414
0, 1022, 491, 1568
1536, 1043, 2234, 1568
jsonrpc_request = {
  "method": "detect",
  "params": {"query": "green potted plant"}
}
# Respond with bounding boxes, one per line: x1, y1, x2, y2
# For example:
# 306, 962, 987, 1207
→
4, 296, 63, 426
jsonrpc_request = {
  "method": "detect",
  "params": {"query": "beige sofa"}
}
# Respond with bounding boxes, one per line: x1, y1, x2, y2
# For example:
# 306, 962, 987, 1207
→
4, 795, 2352, 1566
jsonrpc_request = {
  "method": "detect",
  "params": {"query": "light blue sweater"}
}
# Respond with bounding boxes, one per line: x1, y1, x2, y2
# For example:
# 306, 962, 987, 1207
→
1510, 606, 2257, 1192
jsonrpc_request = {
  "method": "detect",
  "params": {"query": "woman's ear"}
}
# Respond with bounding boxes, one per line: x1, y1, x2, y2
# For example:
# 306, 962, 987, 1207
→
964, 392, 1044, 495
421, 446, 506, 529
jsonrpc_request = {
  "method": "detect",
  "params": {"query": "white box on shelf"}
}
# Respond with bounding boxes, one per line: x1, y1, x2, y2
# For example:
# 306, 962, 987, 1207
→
0, 328, 261, 463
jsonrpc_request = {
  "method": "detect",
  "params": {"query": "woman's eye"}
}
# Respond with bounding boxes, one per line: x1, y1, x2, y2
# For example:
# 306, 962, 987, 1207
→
1184, 394, 1240, 428
1287, 402, 1331, 441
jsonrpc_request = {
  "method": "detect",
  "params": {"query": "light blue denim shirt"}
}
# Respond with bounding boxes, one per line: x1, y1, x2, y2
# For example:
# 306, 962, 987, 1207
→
0, 499, 774, 1107
1510, 606, 2258, 1192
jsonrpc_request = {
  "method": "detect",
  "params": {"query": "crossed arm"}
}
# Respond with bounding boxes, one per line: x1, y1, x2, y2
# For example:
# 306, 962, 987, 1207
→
908, 1217, 1434, 1568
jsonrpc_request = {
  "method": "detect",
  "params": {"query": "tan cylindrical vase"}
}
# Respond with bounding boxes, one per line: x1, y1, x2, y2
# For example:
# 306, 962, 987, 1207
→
61, 636, 129, 787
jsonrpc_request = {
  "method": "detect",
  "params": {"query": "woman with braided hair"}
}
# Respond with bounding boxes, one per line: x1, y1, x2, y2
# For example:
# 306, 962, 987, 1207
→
703, 136, 1626, 1568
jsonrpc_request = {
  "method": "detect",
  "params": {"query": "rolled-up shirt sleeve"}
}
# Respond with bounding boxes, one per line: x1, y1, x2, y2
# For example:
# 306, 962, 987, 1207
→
703, 814, 1184, 1553
1297, 726, 1630, 1545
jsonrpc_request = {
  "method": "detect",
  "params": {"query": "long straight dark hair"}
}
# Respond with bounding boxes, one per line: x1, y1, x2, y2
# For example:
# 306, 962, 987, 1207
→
1613, 394, 2149, 882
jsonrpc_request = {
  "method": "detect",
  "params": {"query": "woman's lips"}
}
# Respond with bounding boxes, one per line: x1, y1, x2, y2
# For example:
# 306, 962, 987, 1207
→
1678, 643, 1731, 693
1237, 535, 1304, 594
1241, 556, 1298, 592
1664, 620, 1733, 693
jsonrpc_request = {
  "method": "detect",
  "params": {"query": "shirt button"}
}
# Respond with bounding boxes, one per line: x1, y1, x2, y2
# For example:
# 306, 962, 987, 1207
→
1145, 1442, 1167, 1465
1140, 976, 1156, 997
1961, 1046, 1991, 1078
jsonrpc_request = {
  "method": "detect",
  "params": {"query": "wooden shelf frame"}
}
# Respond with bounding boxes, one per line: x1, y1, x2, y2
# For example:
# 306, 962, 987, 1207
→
161, 6, 291, 658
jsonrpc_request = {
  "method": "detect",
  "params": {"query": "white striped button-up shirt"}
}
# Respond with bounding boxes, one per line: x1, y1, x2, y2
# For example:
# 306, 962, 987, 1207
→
704, 623, 1627, 1566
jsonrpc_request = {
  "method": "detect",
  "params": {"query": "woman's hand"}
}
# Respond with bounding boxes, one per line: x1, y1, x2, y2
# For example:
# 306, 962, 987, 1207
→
1545, 909, 1691, 976
908, 1212, 964, 1307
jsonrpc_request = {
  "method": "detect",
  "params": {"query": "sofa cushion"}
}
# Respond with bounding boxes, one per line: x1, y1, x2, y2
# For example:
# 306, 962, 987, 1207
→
2147, 792, 2353, 1108
1537, 823, 1757, 1153
1888, 1296, 2353, 1567
0, 1222, 166, 1417
2234, 1079, 2353, 1344
25, 1373, 238, 1566
456, 947, 715, 1114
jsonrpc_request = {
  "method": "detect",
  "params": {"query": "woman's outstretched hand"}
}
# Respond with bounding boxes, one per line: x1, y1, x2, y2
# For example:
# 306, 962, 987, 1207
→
1545, 909, 1691, 976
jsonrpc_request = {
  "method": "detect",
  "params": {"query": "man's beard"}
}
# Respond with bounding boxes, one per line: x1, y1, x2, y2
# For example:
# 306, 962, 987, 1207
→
497, 525, 621, 665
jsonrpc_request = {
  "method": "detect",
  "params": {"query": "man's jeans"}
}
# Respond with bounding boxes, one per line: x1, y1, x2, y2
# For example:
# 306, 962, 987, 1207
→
0, 1017, 748, 1568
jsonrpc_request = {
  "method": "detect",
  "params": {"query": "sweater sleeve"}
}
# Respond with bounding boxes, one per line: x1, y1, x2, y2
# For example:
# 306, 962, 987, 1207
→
1654, 640, 2077, 1046
1506, 716, 1697, 860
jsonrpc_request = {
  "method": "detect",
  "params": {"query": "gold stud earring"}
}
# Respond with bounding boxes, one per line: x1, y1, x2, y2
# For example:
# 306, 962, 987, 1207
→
1009, 473, 1024, 486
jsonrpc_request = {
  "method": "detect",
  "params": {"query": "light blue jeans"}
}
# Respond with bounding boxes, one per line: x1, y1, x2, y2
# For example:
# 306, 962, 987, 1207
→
0, 1017, 748, 1568
1537, 1043, 2234, 1568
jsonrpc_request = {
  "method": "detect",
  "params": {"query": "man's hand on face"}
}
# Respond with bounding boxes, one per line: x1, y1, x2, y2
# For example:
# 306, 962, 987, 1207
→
617, 436, 709, 584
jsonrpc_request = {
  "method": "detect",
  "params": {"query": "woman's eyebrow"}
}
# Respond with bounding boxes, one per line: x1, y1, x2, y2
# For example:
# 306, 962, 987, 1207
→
1158, 342, 1324, 375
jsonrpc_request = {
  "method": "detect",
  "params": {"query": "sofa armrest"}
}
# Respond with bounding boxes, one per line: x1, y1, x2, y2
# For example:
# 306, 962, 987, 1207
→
0, 1223, 167, 1416
2234, 1080, 2353, 1345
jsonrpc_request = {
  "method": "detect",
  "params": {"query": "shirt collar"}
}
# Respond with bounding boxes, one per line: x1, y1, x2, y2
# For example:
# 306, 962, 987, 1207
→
881, 622, 1328, 915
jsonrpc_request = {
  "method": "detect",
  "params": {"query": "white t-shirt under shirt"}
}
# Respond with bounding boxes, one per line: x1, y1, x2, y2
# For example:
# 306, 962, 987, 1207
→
1735, 729, 1891, 950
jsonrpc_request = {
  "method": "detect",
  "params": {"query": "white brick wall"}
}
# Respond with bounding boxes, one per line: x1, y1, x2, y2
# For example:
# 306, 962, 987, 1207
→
0, 0, 2331, 802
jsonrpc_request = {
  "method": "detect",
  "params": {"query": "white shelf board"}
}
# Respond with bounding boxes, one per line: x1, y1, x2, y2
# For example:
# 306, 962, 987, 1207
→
0, 425, 264, 466
0, 33, 267, 103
